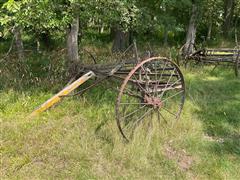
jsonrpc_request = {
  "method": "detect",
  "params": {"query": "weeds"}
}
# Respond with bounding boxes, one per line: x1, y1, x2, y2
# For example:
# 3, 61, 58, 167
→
1, 50, 240, 179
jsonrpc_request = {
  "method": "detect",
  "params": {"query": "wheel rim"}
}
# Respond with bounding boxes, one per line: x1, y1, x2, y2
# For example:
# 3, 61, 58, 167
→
116, 57, 185, 141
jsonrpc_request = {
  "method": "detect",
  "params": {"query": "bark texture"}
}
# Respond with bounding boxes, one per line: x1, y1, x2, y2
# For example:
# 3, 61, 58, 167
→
223, 0, 235, 37
112, 26, 130, 53
207, 21, 212, 41
13, 26, 24, 60
183, 2, 198, 56
67, 15, 80, 76
164, 27, 168, 46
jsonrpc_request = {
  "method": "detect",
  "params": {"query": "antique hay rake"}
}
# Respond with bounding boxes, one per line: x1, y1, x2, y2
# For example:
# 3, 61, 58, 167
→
30, 44, 185, 141
181, 44, 240, 77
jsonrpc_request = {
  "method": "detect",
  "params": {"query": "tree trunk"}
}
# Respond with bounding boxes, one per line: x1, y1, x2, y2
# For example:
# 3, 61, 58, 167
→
163, 27, 168, 46
110, 27, 115, 40
112, 26, 130, 53
13, 26, 24, 60
40, 31, 52, 50
235, 19, 239, 46
183, 2, 198, 56
207, 20, 212, 41
223, 0, 235, 38
36, 39, 40, 53
67, 15, 80, 76
100, 26, 104, 34
98, 19, 104, 34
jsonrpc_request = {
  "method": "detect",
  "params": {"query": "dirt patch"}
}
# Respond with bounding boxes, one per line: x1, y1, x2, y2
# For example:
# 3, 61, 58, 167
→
164, 143, 194, 171
203, 134, 224, 143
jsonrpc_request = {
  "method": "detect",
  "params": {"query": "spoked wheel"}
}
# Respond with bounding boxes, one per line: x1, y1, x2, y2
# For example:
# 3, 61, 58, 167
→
116, 57, 185, 141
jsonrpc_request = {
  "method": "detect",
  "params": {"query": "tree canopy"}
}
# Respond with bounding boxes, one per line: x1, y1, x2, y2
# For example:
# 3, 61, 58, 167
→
0, 0, 239, 62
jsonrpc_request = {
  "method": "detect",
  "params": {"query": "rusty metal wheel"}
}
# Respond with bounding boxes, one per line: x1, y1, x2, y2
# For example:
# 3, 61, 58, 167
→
116, 57, 185, 141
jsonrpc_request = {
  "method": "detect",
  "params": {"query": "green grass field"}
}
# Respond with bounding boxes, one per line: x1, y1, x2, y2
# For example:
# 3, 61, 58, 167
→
1, 61, 240, 179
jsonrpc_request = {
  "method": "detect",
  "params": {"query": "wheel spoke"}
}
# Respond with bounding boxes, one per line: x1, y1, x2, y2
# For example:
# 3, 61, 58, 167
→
157, 109, 160, 123
120, 102, 148, 105
156, 61, 167, 97
162, 78, 182, 92
132, 74, 149, 94
124, 86, 142, 99
158, 109, 168, 124
121, 105, 147, 120
123, 108, 153, 132
153, 61, 159, 97
162, 90, 184, 103
161, 107, 177, 117
160, 67, 176, 99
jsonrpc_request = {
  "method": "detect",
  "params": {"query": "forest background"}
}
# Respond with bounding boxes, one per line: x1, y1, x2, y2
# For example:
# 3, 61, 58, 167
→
1, 0, 240, 179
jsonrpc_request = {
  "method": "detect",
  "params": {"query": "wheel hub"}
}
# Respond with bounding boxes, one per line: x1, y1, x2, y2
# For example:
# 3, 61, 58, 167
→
144, 95, 163, 108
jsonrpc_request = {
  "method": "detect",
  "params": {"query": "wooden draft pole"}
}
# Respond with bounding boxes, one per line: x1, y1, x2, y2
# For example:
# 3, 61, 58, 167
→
29, 71, 95, 118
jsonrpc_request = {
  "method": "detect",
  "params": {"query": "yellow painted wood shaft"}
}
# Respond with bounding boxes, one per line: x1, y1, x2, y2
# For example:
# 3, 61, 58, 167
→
30, 71, 95, 117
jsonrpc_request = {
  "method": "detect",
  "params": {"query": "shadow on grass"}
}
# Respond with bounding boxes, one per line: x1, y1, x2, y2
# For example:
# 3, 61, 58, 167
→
186, 66, 240, 156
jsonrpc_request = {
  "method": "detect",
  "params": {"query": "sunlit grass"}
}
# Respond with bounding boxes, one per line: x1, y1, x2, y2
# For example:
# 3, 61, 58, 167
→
1, 64, 240, 179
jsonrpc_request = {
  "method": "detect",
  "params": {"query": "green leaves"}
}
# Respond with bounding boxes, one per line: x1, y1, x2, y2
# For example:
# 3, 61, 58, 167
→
2, 0, 20, 12
0, 0, 238, 43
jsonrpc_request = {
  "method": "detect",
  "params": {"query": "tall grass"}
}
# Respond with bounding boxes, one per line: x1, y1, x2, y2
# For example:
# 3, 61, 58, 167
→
1, 49, 240, 179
